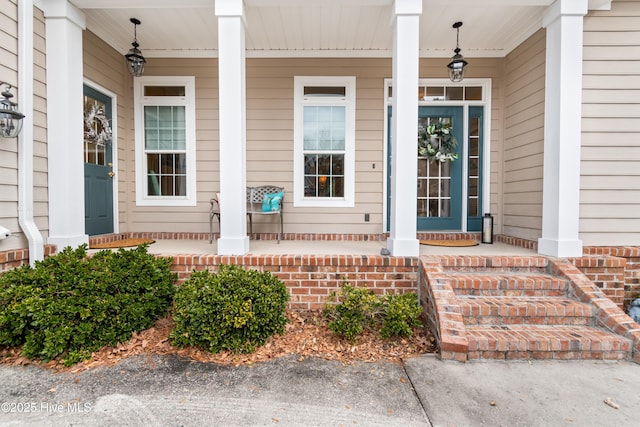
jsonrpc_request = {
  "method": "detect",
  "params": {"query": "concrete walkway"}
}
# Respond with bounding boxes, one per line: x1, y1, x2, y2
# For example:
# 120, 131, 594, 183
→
0, 354, 637, 426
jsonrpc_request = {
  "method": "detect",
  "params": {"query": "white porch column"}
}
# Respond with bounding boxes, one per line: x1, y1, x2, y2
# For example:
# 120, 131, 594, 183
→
43, 0, 88, 249
215, 0, 249, 255
538, 0, 587, 258
386, 0, 422, 257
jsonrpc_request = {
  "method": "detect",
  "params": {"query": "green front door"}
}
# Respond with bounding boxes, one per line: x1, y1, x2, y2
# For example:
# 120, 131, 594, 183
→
84, 86, 114, 236
417, 106, 463, 230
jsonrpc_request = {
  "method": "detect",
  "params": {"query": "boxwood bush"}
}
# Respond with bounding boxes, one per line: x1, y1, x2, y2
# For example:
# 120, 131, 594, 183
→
324, 284, 422, 341
0, 244, 175, 366
170, 265, 289, 354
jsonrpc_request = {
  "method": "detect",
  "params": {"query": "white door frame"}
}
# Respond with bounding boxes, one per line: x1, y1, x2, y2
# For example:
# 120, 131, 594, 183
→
382, 78, 492, 233
83, 79, 119, 234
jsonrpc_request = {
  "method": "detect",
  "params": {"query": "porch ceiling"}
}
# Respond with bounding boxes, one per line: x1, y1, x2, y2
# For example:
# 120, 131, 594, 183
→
70, 0, 611, 59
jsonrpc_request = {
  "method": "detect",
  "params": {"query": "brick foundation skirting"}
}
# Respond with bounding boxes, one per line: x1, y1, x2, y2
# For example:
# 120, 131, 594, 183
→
582, 247, 640, 310
0, 245, 57, 272
169, 254, 419, 311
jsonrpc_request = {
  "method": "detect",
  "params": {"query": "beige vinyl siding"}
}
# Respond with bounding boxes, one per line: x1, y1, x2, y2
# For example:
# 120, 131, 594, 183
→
83, 29, 131, 233
581, 0, 640, 246
0, 2, 19, 249
247, 58, 388, 234
502, 29, 546, 241
127, 58, 218, 233
0, 3, 48, 251
121, 56, 507, 235
132, 58, 390, 235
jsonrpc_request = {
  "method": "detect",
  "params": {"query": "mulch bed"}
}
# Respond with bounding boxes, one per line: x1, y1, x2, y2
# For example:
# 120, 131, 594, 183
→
0, 311, 437, 373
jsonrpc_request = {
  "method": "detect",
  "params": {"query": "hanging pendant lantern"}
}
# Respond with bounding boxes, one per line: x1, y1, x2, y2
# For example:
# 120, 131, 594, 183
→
125, 18, 146, 77
447, 22, 468, 82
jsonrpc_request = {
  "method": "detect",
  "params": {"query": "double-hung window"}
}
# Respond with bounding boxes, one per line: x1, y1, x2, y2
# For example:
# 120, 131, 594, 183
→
134, 76, 196, 206
294, 76, 355, 207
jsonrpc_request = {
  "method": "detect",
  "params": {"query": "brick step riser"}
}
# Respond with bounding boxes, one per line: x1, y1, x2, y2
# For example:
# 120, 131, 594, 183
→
463, 316, 593, 326
449, 279, 569, 293
464, 326, 632, 361
454, 289, 568, 297
467, 350, 630, 361
443, 268, 548, 274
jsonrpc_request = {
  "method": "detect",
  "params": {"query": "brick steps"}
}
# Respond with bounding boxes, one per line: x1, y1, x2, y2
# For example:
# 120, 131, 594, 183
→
458, 296, 594, 326
466, 325, 631, 361
446, 272, 568, 297
421, 256, 636, 362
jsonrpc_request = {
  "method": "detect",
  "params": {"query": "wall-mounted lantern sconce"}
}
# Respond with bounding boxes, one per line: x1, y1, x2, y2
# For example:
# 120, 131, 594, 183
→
482, 213, 494, 244
0, 82, 25, 139
447, 22, 468, 82
125, 18, 146, 77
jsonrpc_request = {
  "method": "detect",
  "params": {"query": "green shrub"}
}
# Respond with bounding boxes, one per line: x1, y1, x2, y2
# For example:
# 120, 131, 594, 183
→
0, 244, 175, 366
380, 293, 423, 339
323, 284, 381, 341
170, 265, 289, 354
324, 284, 422, 341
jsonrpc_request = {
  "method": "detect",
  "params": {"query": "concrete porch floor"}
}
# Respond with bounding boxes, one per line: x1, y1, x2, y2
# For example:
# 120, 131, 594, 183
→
144, 238, 537, 256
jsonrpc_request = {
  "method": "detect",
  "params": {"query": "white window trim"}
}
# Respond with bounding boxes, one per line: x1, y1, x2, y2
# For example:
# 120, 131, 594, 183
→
134, 76, 197, 207
293, 76, 356, 208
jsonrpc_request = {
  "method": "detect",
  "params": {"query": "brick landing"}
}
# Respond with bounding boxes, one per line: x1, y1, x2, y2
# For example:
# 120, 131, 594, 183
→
419, 256, 640, 363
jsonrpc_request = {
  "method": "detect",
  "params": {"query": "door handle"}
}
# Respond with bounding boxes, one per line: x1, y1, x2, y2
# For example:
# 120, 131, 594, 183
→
108, 171, 115, 177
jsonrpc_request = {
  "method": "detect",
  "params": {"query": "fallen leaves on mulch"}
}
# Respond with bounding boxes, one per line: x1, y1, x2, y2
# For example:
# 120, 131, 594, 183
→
0, 311, 437, 373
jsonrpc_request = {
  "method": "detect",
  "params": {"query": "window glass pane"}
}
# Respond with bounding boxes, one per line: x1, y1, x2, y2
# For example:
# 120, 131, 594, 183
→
469, 117, 479, 136
304, 155, 317, 175
144, 106, 159, 125
417, 179, 428, 197
159, 129, 173, 150
174, 153, 186, 174
86, 141, 97, 164
318, 155, 331, 175
428, 199, 438, 217
469, 178, 478, 197
304, 86, 346, 97
304, 176, 316, 197
145, 129, 159, 150
332, 155, 344, 175
426, 86, 445, 99
332, 177, 344, 197
175, 176, 187, 196
441, 179, 450, 196
469, 158, 479, 176
469, 139, 479, 157
148, 175, 160, 196
446, 86, 463, 100
159, 106, 172, 123
429, 179, 439, 197
304, 127, 318, 150
468, 198, 479, 216
440, 199, 450, 217
465, 86, 483, 101
144, 86, 186, 96
173, 107, 186, 128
